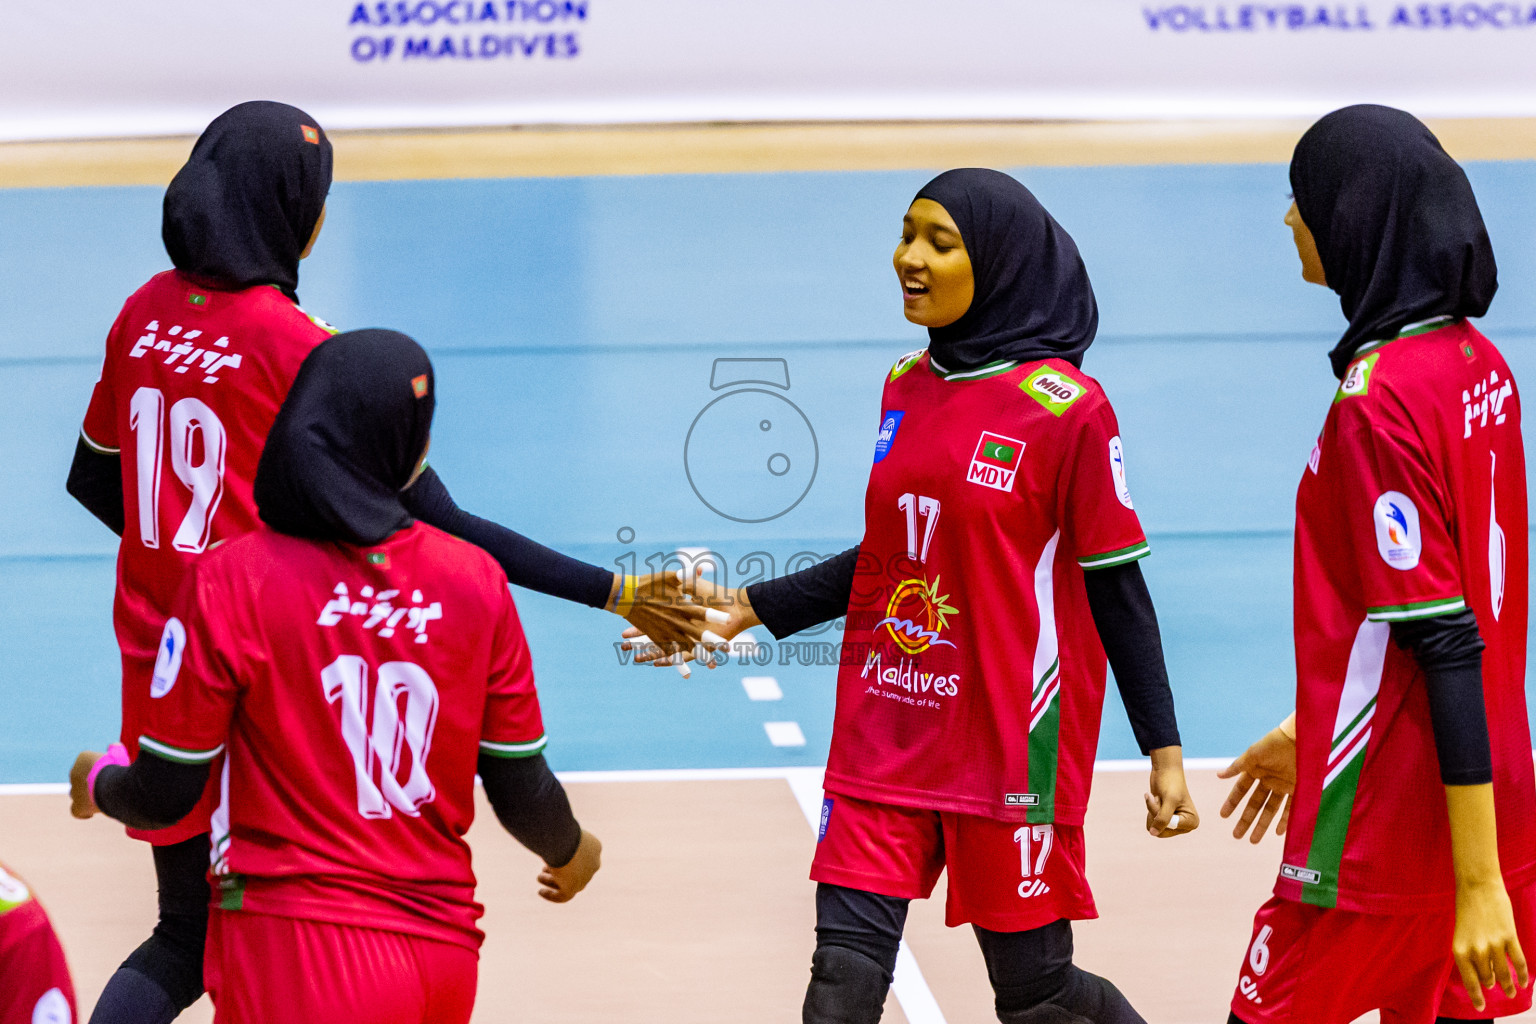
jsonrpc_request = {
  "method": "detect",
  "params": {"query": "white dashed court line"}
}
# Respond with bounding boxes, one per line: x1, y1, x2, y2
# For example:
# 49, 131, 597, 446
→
764, 721, 806, 747
742, 676, 783, 701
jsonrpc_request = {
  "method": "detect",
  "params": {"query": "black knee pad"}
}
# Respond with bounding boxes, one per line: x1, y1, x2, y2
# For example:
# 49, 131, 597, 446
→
803, 945, 892, 1024
996, 1004, 1092, 1024
121, 926, 205, 1012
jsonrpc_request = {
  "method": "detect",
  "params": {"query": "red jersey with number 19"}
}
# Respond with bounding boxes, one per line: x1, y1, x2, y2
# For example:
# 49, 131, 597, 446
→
134, 522, 547, 950
80, 271, 333, 843
825, 351, 1149, 824
1279, 318, 1536, 914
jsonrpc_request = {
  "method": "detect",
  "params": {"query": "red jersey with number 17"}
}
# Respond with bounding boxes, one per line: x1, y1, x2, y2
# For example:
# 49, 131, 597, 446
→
80, 271, 332, 841
1279, 318, 1536, 914
825, 351, 1150, 824
134, 522, 547, 950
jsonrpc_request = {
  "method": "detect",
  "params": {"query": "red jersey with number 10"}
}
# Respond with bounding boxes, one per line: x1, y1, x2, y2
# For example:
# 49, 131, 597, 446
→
81, 271, 332, 841
1280, 319, 1536, 914
134, 523, 547, 950
825, 351, 1150, 824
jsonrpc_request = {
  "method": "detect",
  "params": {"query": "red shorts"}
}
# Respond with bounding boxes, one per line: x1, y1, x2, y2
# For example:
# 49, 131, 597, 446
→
809, 792, 1096, 932
0, 899, 77, 1024
206, 909, 478, 1024
1232, 886, 1536, 1024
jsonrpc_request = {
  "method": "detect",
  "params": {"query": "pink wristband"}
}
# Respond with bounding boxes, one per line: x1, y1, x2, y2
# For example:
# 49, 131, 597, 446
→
86, 743, 131, 804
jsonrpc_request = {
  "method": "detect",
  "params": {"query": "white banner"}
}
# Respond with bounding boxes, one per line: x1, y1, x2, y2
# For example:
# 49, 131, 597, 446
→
5, 1, 1536, 141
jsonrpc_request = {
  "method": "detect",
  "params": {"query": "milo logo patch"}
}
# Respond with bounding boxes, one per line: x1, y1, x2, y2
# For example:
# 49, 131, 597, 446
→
1021, 367, 1086, 416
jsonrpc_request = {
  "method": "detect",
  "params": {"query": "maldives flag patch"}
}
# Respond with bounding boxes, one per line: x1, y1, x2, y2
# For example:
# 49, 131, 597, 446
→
186, 291, 209, 307
411, 375, 429, 398
967, 431, 1025, 492
300, 125, 321, 144
368, 552, 389, 567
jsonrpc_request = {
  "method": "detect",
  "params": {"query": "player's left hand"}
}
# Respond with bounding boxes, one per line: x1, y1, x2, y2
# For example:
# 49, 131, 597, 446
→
1145, 746, 1199, 838
69, 750, 105, 819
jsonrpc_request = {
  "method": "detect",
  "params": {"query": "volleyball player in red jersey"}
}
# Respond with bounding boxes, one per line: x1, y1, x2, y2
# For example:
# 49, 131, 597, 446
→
652, 169, 1200, 1023
1217, 106, 1536, 1024
70, 330, 601, 1022
0, 861, 76, 1024
65, 102, 705, 1024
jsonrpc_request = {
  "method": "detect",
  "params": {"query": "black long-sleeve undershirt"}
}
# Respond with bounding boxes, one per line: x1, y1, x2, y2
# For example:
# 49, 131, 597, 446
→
402, 467, 614, 608
95, 748, 582, 866
478, 752, 583, 867
1393, 610, 1492, 786
746, 547, 1181, 753
66, 438, 125, 537
93, 752, 209, 832
65, 447, 614, 608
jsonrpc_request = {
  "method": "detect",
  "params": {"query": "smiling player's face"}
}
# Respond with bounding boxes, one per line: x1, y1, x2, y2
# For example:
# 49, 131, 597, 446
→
894, 199, 975, 328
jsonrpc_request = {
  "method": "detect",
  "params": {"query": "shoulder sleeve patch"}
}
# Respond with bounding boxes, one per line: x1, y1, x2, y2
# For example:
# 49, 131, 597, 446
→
1020, 365, 1089, 417
1335, 352, 1380, 402
889, 349, 925, 383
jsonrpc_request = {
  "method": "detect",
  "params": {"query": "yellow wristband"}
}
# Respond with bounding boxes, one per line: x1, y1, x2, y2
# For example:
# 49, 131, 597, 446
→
1277, 713, 1297, 742
614, 575, 639, 617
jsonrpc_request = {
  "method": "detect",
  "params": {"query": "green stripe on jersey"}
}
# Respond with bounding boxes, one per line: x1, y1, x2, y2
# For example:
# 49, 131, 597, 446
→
1301, 746, 1368, 908
1026, 684, 1061, 825
1297, 619, 1388, 908
138, 735, 224, 765
80, 429, 120, 455
929, 358, 1018, 382
1078, 542, 1151, 570
480, 735, 548, 759
1366, 597, 1467, 622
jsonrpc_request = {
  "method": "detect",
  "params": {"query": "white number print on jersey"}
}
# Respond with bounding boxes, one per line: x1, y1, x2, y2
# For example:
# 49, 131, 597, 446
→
1490, 450, 1507, 621
322, 655, 440, 819
897, 493, 941, 563
128, 386, 227, 553
1014, 823, 1054, 899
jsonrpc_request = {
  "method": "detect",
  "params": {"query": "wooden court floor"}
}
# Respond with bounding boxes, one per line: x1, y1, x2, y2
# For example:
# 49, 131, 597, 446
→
2, 118, 1536, 190
8, 768, 1529, 1023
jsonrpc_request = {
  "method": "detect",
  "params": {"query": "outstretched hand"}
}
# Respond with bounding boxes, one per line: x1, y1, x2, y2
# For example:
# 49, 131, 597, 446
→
622, 573, 761, 674
1218, 721, 1296, 843
612, 569, 714, 660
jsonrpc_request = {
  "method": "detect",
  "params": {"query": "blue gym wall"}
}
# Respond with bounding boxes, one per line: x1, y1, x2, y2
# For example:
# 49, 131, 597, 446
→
4, 162, 1536, 781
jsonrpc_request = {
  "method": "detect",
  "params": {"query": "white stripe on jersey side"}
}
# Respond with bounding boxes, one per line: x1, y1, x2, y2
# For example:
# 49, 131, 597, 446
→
209, 758, 232, 875
1332, 621, 1389, 745
1324, 726, 1374, 790
1325, 704, 1376, 776
1031, 531, 1062, 699
1030, 680, 1062, 732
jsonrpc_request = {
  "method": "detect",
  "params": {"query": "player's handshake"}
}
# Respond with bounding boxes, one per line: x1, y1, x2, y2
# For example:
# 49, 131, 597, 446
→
538, 829, 603, 904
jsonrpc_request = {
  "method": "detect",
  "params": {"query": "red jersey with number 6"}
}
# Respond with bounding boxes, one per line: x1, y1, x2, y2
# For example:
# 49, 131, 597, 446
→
80, 270, 332, 842
825, 351, 1150, 824
133, 522, 547, 950
1279, 318, 1536, 914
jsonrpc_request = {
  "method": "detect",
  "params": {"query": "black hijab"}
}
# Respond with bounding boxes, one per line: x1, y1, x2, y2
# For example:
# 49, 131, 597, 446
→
254, 330, 435, 546
163, 101, 333, 303
1290, 104, 1497, 378
913, 168, 1098, 371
